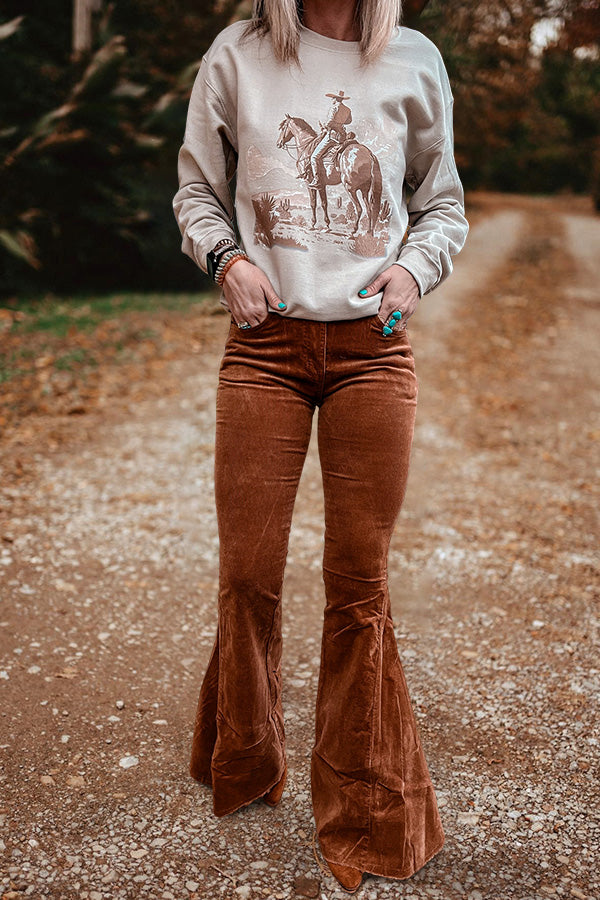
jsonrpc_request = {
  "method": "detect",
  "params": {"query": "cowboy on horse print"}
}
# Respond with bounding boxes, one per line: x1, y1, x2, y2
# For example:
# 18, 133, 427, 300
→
248, 88, 396, 257
305, 90, 354, 187
275, 91, 387, 242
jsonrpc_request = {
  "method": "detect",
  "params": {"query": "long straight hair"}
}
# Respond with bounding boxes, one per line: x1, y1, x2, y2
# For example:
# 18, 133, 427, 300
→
240, 0, 404, 68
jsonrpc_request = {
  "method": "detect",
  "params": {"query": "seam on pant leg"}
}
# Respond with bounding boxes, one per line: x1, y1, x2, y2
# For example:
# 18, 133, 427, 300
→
265, 593, 285, 752
365, 531, 392, 859
366, 604, 385, 857
317, 323, 328, 407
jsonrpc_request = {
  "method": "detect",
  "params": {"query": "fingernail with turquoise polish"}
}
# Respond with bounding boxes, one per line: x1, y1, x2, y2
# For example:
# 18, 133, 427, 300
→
278, 301, 286, 309
358, 289, 368, 296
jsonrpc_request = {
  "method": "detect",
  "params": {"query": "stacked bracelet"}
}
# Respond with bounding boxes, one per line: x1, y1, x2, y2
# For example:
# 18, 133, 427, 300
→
216, 248, 250, 285
212, 238, 237, 257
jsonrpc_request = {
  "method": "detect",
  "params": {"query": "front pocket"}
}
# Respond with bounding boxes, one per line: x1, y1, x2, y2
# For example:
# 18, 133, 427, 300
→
231, 311, 275, 333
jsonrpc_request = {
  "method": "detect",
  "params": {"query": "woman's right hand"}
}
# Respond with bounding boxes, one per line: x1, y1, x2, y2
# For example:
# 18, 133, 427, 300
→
222, 259, 286, 327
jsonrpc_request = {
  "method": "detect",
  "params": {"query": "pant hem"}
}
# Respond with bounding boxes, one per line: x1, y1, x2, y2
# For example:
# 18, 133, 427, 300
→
190, 770, 212, 786
323, 832, 445, 881
190, 764, 288, 818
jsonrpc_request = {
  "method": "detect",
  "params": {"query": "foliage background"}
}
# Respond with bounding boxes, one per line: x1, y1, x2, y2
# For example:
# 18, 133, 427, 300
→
1, 0, 598, 299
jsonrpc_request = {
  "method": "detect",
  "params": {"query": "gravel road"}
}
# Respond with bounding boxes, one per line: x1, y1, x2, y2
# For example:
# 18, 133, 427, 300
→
1, 194, 598, 900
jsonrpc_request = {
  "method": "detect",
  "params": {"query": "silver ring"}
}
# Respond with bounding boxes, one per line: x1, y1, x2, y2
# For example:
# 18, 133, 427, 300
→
237, 321, 251, 329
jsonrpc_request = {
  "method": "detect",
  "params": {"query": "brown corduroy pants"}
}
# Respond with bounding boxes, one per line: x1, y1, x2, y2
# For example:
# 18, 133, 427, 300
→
189, 310, 445, 880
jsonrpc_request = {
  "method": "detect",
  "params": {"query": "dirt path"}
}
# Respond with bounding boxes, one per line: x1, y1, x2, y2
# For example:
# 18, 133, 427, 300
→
0, 195, 598, 900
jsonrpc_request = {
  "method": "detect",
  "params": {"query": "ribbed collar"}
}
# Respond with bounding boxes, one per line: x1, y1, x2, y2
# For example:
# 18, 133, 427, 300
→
298, 23, 401, 54
299, 23, 360, 53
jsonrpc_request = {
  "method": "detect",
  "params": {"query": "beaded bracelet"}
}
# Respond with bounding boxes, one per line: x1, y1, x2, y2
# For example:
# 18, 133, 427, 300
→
214, 247, 244, 283
216, 250, 251, 285
211, 247, 238, 283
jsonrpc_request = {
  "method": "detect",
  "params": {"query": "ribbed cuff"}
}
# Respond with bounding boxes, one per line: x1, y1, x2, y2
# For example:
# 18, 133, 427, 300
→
191, 228, 238, 275
393, 246, 440, 298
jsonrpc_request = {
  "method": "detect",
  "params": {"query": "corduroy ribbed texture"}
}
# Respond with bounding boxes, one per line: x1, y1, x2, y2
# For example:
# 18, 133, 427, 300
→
189, 312, 445, 880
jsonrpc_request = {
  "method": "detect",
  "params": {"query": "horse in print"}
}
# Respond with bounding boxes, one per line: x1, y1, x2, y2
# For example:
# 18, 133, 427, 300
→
276, 114, 383, 236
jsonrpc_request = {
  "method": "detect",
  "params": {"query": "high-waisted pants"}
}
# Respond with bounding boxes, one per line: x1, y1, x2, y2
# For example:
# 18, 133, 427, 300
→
189, 310, 445, 880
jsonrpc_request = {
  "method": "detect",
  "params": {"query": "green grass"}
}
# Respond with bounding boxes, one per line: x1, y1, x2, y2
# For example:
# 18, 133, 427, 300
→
0, 362, 27, 384
5, 290, 218, 338
54, 348, 100, 371
0, 291, 221, 388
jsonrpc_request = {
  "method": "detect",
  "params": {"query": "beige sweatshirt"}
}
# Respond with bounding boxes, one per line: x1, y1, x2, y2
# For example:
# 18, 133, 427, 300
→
173, 19, 469, 320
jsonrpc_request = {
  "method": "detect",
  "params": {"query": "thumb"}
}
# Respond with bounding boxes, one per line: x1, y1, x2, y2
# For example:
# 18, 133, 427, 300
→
358, 270, 390, 297
263, 280, 287, 311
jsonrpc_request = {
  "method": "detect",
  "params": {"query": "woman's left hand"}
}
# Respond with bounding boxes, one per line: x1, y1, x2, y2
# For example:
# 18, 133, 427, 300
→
358, 265, 421, 330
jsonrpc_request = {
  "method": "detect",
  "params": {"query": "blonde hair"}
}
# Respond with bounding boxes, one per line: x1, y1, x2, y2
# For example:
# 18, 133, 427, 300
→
240, 0, 404, 68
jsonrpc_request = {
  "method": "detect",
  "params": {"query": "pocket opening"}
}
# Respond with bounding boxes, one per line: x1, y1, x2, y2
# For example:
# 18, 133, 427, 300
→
231, 311, 275, 333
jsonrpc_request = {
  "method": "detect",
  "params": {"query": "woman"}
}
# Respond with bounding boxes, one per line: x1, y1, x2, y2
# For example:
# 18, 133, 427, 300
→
173, 0, 468, 892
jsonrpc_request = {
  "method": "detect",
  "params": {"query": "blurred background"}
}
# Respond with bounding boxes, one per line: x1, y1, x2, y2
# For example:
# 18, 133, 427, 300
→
1, 0, 598, 300
1, 6, 599, 897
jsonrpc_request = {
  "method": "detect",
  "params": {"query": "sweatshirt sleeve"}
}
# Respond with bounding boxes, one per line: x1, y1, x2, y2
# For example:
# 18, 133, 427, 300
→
394, 77, 469, 298
172, 58, 239, 274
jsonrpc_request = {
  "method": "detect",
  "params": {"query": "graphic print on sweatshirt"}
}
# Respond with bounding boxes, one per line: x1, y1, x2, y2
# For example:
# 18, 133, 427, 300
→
247, 90, 395, 258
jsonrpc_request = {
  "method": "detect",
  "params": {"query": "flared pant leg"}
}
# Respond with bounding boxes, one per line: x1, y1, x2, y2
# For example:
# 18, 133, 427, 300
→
189, 312, 445, 876
310, 321, 445, 878
189, 319, 315, 816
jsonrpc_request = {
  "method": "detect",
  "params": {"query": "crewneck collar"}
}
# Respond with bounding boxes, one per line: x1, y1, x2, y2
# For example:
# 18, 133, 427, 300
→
298, 23, 360, 53
298, 23, 401, 54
